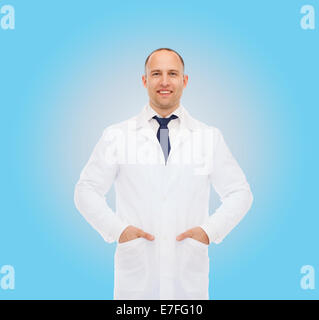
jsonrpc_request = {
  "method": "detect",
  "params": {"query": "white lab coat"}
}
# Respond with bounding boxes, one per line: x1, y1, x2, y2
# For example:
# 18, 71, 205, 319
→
74, 104, 253, 300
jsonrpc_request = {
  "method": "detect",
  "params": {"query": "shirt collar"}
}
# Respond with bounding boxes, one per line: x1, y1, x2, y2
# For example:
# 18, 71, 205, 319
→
145, 103, 182, 121
136, 103, 198, 131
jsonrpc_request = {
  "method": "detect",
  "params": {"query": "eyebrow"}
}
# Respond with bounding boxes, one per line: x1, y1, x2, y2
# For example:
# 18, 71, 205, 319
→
150, 69, 180, 73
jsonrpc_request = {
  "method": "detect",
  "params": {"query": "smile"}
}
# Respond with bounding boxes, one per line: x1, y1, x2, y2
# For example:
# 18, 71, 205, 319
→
157, 90, 173, 96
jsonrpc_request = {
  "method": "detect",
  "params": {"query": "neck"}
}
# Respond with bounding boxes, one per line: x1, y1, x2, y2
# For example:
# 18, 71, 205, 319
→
149, 101, 180, 118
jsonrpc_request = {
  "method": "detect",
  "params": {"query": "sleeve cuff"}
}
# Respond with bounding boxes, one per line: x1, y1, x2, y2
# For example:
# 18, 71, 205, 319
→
113, 221, 131, 243
199, 221, 223, 245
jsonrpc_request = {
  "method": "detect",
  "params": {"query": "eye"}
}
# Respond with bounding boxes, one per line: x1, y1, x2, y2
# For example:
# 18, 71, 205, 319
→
152, 72, 160, 76
170, 72, 177, 76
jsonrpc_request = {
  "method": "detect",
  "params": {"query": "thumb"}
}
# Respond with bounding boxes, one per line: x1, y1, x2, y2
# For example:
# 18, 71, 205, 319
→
140, 231, 155, 241
176, 231, 191, 241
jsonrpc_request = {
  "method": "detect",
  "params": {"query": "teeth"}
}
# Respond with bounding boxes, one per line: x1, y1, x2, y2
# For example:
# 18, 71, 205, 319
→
159, 91, 171, 93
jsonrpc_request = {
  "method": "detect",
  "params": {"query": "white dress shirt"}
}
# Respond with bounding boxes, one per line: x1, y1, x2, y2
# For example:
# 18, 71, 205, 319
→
144, 103, 182, 145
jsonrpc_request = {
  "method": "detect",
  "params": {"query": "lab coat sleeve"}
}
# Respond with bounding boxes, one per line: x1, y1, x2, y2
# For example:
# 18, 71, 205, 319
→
199, 127, 253, 244
74, 128, 130, 243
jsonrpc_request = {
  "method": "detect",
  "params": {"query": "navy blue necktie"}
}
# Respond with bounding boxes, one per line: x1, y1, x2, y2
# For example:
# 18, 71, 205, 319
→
153, 114, 178, 163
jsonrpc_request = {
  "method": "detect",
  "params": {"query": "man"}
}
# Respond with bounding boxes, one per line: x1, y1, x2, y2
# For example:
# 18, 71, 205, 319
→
74, 48, 253, 300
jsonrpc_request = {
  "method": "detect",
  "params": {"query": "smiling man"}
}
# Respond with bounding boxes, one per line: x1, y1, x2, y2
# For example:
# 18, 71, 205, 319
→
74, 48, 253, 300
142, 48, 187, 116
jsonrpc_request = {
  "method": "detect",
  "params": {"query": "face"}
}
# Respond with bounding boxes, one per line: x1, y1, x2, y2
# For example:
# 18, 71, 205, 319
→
142, 50, 188, 114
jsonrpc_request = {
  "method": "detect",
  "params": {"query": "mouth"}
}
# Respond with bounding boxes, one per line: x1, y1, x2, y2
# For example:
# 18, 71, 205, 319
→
157, 90, 173, 97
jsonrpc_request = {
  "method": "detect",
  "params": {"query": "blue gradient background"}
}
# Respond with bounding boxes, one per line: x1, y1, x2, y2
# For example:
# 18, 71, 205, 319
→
1, 0, 318, 299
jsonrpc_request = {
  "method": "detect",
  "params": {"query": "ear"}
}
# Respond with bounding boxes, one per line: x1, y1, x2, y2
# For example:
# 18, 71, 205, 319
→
183, 74, 189, 88
142, 74, 147, 88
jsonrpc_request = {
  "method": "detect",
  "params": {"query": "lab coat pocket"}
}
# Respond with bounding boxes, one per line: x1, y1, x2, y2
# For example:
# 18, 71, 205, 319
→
114, 237, 148, 298
180, 238, 209, 298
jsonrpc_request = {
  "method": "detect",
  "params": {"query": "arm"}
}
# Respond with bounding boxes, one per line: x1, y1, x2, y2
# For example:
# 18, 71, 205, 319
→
200, 127, 253, 244
74, 128, 129, 243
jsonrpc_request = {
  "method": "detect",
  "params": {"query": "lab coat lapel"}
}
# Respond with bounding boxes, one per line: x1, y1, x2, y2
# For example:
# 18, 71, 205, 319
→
135, 106, 159, 146
169, 107, 198, 158
134, 104, 199, 160
169, 123, 190, 157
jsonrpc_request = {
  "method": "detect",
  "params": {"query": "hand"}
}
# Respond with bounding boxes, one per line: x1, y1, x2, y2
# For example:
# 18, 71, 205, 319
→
176, 227, 209, 245
118, 225, 155, 244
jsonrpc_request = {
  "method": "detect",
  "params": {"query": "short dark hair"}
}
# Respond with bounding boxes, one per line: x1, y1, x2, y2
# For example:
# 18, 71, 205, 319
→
144, 48, 185, 74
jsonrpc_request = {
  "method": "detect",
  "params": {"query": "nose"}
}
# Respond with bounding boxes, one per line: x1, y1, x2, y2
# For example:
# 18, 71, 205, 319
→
160, 73, 169, 87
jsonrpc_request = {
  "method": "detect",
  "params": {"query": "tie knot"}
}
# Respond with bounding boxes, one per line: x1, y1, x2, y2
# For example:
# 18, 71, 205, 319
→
153, 114, 178, 128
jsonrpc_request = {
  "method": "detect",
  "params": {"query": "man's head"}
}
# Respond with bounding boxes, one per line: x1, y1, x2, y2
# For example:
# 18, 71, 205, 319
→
142, 48, 188, 115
